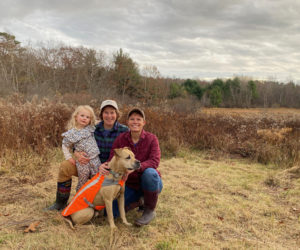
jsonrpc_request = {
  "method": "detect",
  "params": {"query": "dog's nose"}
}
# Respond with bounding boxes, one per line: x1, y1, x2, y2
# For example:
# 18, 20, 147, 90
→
135, 160, 141, 168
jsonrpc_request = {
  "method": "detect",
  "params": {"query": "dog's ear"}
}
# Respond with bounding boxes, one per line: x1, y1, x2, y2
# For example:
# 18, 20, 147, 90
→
114, 148, 122, 157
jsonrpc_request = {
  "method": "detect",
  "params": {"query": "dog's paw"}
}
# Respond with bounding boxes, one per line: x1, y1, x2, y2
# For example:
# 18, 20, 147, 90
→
124, 222, 132, 226
110, 226, 118, 235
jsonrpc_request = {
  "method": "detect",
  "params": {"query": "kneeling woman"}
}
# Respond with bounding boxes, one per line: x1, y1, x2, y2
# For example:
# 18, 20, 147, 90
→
108, 108, 163, 226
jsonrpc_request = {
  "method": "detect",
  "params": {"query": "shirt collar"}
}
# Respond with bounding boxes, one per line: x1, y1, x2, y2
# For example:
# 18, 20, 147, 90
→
96, 121, 119, 132
126, 129, 146, 141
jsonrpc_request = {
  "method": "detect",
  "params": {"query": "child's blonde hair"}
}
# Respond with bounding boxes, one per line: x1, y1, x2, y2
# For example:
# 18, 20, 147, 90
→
67, 105, 96, 130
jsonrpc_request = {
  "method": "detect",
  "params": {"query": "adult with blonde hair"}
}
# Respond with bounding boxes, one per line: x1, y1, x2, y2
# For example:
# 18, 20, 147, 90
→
46, 100, 128, 210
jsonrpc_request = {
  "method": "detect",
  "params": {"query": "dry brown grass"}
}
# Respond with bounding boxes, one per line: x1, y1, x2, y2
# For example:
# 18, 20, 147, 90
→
201, 107, 300, 114
0, 97, 299, 181
0, 95, 72, 153
140, 106, 300, 168
0, 150, 299, 249
1, 97, 299, 171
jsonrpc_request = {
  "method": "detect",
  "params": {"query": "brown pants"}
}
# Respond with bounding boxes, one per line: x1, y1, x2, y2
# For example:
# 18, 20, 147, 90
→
57, 160, 78, 182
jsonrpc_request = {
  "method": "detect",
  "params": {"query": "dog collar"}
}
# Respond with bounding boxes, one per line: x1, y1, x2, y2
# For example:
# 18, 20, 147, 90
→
109, 169, 122, 179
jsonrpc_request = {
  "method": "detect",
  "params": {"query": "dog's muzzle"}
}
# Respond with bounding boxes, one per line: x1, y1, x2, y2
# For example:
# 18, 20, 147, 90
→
128, 160, 141, 170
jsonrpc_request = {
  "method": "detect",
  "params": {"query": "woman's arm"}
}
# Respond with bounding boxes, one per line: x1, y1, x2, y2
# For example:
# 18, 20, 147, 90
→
139, 136, 161, 172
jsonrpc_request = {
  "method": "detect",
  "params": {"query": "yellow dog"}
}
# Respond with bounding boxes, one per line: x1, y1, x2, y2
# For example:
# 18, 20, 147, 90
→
62, 147, 140, 230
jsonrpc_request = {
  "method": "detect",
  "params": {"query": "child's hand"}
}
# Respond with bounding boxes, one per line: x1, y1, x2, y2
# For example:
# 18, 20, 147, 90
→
68, 158, 76, 166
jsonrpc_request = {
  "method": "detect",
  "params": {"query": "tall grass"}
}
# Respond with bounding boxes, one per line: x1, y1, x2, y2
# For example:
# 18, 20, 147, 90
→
0, 95, 72, 176
124, 106, 300, 168
0, 95, 71, 152
1, 96, 299, 172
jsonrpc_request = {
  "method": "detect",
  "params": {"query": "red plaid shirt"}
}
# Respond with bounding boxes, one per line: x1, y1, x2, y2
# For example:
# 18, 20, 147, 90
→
109, 130, 161, 190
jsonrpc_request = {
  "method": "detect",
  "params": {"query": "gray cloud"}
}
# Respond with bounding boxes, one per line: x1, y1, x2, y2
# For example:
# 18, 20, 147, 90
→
0, 0, 299, 82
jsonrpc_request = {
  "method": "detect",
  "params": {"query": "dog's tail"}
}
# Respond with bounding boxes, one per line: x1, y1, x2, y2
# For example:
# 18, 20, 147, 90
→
64, 216, 75, 230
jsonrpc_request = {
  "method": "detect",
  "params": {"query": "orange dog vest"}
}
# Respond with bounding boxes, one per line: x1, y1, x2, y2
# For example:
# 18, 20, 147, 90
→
62, 173, 125, 217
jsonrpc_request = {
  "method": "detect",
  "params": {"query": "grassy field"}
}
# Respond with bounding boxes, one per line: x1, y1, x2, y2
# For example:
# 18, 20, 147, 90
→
0, 99, 299, 249
0, 149, 299, 249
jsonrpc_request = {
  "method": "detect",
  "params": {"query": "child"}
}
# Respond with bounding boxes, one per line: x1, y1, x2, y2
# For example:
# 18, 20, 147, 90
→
62, 105, 100, 192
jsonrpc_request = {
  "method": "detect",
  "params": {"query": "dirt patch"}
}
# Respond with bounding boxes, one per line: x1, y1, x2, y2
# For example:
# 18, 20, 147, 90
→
0, 177, 41, 204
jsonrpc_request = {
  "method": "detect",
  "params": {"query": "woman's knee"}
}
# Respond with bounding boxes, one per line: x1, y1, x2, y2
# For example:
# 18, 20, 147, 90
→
141, 168, 162, 192
58, 160, 78, 182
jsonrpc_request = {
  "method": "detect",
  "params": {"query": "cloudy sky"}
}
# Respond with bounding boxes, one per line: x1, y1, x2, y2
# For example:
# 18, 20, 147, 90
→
0, 0, 299, 83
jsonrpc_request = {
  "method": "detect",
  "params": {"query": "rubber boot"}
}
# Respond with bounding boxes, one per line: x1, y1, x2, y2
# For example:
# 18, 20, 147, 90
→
45, 180, 72, 211
135, 190, 158, 226
138, 196, 144, 212
135, 207, 156, 226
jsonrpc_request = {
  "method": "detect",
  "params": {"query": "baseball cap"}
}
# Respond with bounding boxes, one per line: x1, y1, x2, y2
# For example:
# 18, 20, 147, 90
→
127, 107, 145, 120
100, 100, 119, 113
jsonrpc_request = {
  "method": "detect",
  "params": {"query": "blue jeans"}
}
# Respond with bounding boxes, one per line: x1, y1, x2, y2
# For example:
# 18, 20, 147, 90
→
112, 168, 163, 217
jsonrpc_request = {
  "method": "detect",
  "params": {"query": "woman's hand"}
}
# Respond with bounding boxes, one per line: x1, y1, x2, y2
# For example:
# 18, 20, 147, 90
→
74, 151, 89, 165
68, 158, 76, 166
99, 162, 110, 175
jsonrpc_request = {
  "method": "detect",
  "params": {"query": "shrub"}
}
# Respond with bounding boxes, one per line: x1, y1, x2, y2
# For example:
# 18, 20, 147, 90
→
1, 96, 299, 169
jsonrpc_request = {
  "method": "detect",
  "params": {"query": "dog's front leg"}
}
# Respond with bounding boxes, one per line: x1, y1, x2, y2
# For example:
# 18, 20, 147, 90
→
117, 195, 132, 226
104, 199, 117, 230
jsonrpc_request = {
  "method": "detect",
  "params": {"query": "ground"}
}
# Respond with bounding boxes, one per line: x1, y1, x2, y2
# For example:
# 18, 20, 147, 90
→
0, 150, 299, 249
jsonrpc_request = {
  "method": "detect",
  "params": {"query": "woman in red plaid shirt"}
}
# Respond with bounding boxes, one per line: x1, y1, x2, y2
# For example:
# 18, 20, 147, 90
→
106, 107, 163, 226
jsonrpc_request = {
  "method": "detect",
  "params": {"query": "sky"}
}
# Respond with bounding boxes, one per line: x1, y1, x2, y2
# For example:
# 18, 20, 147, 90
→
0, 0, 299, 83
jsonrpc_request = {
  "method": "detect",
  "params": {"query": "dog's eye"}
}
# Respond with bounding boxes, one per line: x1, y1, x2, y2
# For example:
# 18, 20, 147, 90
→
126, 155, 131, 160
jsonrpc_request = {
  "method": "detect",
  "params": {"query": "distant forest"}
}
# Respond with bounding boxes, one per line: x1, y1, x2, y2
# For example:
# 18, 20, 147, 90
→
1, 32, 299, 108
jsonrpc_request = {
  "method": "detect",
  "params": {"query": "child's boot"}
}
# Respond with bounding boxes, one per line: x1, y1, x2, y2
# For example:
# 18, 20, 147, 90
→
45, 180, 72, 211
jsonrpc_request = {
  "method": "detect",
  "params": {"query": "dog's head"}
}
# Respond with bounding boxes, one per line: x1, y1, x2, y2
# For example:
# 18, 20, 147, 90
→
113, 147, 141, 173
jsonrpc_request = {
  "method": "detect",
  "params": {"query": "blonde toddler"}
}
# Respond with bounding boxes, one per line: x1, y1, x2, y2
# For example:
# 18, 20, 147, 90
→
62, 105, 100, 191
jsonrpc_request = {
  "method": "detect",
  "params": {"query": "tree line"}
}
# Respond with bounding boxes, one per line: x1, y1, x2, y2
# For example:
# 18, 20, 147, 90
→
0, 32, 299, 108
169, 78, 299, 108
